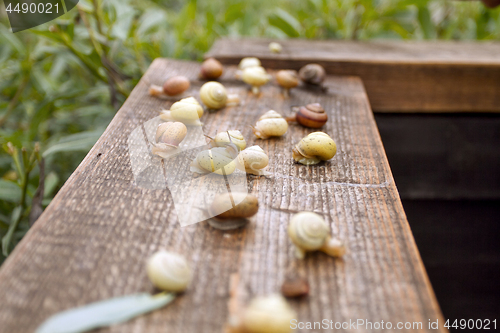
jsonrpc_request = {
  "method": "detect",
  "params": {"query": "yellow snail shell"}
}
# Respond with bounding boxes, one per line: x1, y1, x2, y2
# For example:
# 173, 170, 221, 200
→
288, 212, 329, 259
252, 110, 288, 139
146, 250, 192, 292
200, 81, 228, 109
151, 122, 187, 158
242, 66, 270, 94
276, 70, 299, 97
200, 57, 223, 80
292, 132, 336, 165
211, 130, 247, 151
238, 57, 261, 70
239, 294, 296, 333
237, 146, 270, 176
190, 147, 236, 175
160, 97, 203, 126
298, 63, 326, 85
269, 42, 283, 54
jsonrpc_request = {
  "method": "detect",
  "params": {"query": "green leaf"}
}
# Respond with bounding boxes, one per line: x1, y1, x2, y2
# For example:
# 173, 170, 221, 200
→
417, 6, 436, 39
2, 206, 22, 256
0, 180, 21, 203
268, 8, 302, 37
44, 172, 60, 198
43, 130, 103, 157
35, 292, 176, 333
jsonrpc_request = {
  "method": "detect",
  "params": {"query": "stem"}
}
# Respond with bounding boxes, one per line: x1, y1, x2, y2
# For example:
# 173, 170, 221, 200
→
0, 76, 29, 127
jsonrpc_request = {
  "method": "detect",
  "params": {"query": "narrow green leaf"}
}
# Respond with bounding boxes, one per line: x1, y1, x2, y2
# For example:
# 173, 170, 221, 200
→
417, 6, 435, 39
268, 8, 302, 38
0, 180, 22, 203
43, 130, 103, 157
36, 292, 176, 333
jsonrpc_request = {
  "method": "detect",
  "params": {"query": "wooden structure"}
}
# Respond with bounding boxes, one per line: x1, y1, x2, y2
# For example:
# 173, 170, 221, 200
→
0, 59, 446, 332
206, 38, 500, 113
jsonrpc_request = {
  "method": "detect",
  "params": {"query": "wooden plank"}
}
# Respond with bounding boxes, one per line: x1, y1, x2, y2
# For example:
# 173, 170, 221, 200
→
206, 38, 500, 113
0, 59, 446, 332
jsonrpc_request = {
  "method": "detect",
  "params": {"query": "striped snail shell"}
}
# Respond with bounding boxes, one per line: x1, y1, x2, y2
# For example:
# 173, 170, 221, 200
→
288, 212, 329, 259
292, 132, 336, 165
190, 147, 236, 175
294, 103, 328, 128
237, 145, 269, 176
151, 122, 187, 158
146, 250, 192, 292
200, 81, 228, 109
298, 63, 326, 85
252, 110, 288, 139
160, 97, 204, 126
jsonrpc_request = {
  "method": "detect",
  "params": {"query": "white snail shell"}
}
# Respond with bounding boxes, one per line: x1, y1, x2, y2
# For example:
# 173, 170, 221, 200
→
288, 212, 329, 259
237, 145, 269, 176
269, 42, 283, 54
146, 251, 192, 292
292, 132, 336, 165
212, 130, 246, 151
240, 294, 296, 333
190, 147, 236, 175
151, 122, 187, 158
200, 81, 228, 109
238, 57, 261, 70
252, 110, 288, 139
160, 97, 204, 126
242, 66, 270, 94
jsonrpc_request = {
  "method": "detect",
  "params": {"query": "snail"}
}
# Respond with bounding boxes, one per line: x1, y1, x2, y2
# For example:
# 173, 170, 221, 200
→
190, 146, 237, 176
269, 42, 283, 54
238, 57, 261, 70
292, 132, 336, 165
276, 70, 299, 98
160, 97, 204, 126
200, 81, 228, 110
149, 75, 190, 97
288, 212, 346, 259
228, 294, 296, 333
200, 57, 223, 80
236, 145, 270, 176
281, 273, 309, 298
242, 66, 270, 94
146, 250, 192, 292
151, 122, 187, 158
298, 63, 326, 86
252, 110, 288, 139
209, 130, 247, 151
207, 192, 259, 230
286, 103, 328, 128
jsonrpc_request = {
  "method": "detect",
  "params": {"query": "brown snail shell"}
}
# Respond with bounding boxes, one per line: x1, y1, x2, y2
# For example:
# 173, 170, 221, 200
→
208, 192, 259, 230
281, 274, 309, 298
276, 70, 299, 89
163, 76, 190, 96
291, 103, 328, 128
200, 58, 224, 80
298, 64, 325, 85
151, 122, 187, 158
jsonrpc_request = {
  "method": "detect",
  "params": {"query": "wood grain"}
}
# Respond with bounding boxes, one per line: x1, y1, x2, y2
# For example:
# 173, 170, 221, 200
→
0, 59, 446, 333
206, 38, 500, 113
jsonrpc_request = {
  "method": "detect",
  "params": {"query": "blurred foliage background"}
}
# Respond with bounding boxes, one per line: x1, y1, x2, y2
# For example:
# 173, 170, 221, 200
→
0, 0, 499, 263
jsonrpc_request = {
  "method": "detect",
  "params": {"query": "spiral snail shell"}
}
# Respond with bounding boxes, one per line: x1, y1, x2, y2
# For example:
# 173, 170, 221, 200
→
287, 103, 328, 128
146, 250, 192, 292
211, 130, 247, 151
276, 70, 299, 97
190, 147, 237, 175
237, 145, 270, 176
292, 132, 336, 165
230, 294, 296, 333
160, 97, 204, 126
151, 122, 187, 158
200, 58, 223, 80
298, 63, 326, 86
238, 57, 261, 70
252, 110, 288, 139
149, 75, 190, 97
207, 192, 259, 230
288, 212, 345, 259
200, 81, 228, 109
242, 66, 270, 94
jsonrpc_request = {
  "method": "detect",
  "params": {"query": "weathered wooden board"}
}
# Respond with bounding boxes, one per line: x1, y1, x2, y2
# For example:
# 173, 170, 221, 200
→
206, 38, 500, 113
0, 59, 446, 332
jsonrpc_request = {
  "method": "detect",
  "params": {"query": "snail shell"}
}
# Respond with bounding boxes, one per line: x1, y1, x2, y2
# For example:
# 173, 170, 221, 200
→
293, 103, 328, 128
200, 58, 223, 80
276, 70, 299, 90
298, 63, 326, 85
151, 122, 187, 158
146, 250, 192, 292
207, 192, 258, 230
252, 110, 288, 139
288, 212, 330, 259
200, 81, 228, 109
163, 76, 190, 96
160, 97, 204, 126
292, 132, 336, 165
190, 147, 236, 175
269, 42, 283, 54
212, 130, 247, 151
242, 66, 270, 94
238, 57, 261, 70
240, 294, 296, 333
281, 274, 309, 298
237, 146, 269, 176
